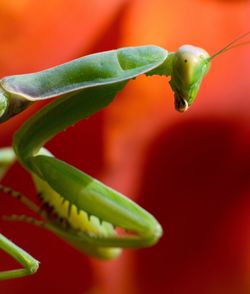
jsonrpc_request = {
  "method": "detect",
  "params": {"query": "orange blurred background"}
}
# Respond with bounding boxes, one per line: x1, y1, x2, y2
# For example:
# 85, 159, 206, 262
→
0, 0, 249, 293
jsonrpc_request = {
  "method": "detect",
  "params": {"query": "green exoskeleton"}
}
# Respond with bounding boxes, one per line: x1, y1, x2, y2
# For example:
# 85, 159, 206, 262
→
0, 32, 249, 280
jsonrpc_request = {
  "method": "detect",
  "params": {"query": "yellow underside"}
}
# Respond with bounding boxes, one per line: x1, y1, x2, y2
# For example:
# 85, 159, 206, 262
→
32, 174, 115, 237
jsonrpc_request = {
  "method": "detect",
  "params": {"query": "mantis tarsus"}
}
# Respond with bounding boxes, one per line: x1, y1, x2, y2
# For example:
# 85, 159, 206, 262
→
0, 32, 249, 280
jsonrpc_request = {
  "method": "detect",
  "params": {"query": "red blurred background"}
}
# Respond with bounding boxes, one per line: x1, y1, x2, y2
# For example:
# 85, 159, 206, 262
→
0, 0, 249, 293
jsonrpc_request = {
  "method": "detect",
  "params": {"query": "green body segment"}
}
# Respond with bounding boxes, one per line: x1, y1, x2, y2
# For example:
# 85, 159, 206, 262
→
0, 46, 168, 122
1, 46, 167, 100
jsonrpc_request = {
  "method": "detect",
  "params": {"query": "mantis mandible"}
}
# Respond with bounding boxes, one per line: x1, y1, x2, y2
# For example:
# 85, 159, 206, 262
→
0, 32, 249, 280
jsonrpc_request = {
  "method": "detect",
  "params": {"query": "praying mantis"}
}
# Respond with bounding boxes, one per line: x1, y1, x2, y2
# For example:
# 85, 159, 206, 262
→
0, 32, 249, 280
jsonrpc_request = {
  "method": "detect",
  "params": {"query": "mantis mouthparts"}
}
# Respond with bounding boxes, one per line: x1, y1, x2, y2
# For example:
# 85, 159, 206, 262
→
174, 93, 189, 112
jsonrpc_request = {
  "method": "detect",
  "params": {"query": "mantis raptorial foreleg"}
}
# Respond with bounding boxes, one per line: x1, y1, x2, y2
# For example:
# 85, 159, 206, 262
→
0, 32, 249, 279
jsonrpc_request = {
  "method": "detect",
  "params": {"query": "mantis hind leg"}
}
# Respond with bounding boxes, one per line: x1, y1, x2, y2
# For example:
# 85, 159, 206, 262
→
0, 148, 39, 279
0, 233, 39, 280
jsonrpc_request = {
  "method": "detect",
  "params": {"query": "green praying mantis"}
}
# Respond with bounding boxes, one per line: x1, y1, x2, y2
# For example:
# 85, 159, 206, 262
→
0, 32, 249, 280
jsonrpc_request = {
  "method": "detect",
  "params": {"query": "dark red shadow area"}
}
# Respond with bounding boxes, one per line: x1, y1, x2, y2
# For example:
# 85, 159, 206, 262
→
135, 117, 250, 294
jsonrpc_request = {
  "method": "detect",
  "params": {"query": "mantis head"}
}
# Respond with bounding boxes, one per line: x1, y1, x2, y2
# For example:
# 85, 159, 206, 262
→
169, 45, 210, 112
170, 31, 250, 112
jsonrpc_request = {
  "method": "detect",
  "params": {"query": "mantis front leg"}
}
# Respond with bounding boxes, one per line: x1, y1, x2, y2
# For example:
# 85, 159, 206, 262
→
13, 83, 163, 259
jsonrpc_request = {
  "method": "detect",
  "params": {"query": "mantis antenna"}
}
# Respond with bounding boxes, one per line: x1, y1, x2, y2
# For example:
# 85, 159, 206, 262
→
209, 31, 250, 60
